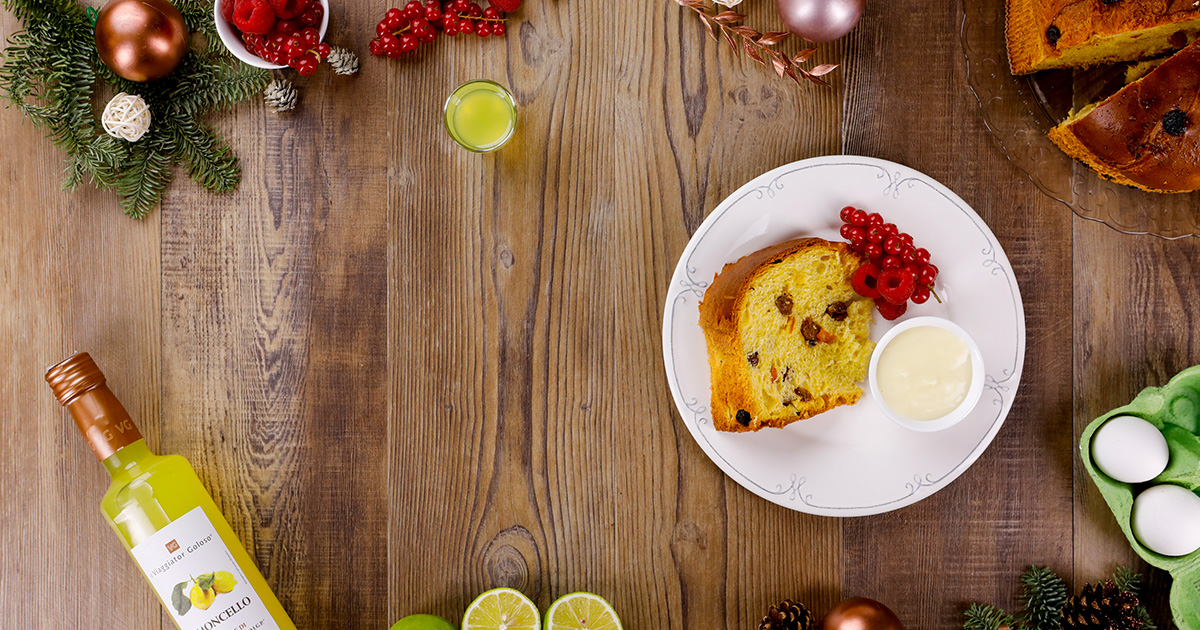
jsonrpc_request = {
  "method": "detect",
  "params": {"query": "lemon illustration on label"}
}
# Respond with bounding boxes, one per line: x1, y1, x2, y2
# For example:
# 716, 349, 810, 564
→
190, 585, 216, 610
213, 571, 238, 593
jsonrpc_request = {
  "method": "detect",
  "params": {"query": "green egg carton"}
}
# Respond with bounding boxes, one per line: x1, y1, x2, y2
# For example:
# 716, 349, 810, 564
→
1080, 365, 1200, 630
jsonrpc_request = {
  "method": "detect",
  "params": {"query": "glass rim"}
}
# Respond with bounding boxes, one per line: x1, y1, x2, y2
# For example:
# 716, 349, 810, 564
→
443, 79, 517, 153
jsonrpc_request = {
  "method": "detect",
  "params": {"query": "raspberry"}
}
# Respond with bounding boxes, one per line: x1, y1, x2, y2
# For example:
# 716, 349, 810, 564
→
874, 297, 907, 321
850, 264, 882, 299
488, 0, 520, 11
233, 0, 277, 35
877, 268, 916, 305
270, 0, 308, 20
220, 0, 236, 25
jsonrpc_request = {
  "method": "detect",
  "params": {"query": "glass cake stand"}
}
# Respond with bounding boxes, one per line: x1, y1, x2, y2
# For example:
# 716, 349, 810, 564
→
960, 2, 1200, 239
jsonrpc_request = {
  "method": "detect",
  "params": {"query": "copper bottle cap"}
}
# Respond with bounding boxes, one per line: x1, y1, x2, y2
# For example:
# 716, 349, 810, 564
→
45, 352, 143, 460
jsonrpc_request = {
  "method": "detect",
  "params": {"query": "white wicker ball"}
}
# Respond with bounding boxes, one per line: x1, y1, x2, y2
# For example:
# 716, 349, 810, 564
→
101, 92, 151, 142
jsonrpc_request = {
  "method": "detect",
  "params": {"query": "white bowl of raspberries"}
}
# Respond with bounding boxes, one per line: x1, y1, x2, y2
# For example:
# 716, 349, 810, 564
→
214, 0, 330, 73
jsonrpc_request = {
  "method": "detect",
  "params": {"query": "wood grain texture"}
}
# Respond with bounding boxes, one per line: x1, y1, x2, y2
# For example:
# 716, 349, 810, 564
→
0, 0, 1186, 627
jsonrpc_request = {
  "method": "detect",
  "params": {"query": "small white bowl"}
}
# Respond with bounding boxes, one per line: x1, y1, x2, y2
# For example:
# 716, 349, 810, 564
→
213, 0, 330, 69
868, 316, 985, 432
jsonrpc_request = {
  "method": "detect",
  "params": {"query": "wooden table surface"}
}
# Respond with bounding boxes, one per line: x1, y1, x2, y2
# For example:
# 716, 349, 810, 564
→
1, 0, 1191, 627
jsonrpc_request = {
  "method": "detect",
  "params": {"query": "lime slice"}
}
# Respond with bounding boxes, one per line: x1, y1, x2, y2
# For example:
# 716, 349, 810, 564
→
544, 592, 622, 630
462, 587, 540, 630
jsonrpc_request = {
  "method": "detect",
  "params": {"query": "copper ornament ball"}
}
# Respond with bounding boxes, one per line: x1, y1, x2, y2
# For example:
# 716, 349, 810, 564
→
821, 598, 904, 630
94, 0, 189, 82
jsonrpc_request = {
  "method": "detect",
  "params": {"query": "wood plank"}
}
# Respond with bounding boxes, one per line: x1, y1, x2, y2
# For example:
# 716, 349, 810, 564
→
841, 2, 1075, 628
1073, 217, 1194, 626
157, 3, 391, 626
0, 7, 163, 623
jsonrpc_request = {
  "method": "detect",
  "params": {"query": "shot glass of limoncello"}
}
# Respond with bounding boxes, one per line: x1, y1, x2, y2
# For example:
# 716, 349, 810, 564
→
444, 80, 517, 152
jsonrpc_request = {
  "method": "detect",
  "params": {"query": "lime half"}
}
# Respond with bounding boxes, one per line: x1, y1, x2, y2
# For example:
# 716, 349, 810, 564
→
545, 593, 622, 630
462, 587, 540, 630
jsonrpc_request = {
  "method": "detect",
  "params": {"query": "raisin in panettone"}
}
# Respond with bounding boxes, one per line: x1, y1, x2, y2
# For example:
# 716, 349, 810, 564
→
1006, 0, 1200, 75
698, 238, 874, 433
1048, 37, 1200, 193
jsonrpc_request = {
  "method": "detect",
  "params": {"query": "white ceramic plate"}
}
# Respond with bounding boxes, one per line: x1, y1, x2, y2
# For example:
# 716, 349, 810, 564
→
662, 155, 1026, 517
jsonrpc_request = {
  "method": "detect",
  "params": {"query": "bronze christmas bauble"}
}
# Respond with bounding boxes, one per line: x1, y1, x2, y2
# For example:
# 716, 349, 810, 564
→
821, 598, 904, 630
775, 0, 864, 43
95, 0, 189, 82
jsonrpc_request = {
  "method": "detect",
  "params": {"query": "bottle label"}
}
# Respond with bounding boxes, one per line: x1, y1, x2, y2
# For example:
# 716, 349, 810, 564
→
129, 507, 282, 630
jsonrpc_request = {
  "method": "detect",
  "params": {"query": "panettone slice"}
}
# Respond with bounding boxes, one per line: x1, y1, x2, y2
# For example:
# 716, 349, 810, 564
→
698, 238, 874, 433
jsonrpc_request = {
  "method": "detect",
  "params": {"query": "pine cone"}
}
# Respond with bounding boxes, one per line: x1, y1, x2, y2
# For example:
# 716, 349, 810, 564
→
328, 46, 359, 76
1060, 580, 1142, 630
264, 79, 298, 113
760, 599, 813, 630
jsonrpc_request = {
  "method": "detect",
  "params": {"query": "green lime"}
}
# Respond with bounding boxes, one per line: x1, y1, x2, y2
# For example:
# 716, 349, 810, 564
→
390, 614, 457, 630
462, 587, 540, 630
544, 592, 622, 630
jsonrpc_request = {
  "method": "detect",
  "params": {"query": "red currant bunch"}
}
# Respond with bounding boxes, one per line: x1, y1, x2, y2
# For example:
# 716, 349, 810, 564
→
369, 2, 441, 58
839, 206, 939, 321
285, 27, 331, 76
440, 0, 506, 38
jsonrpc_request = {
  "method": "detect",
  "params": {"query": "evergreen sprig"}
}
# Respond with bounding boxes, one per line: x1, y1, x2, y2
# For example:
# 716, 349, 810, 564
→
0, 0, 269, 217
964, 603, 1018, 630
1020, 566, 1068, 630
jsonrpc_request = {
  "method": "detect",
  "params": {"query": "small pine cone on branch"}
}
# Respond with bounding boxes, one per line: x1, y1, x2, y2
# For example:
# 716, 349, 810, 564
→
328, 46, 359, 75
264, 79, 298, 113
1060, 580, 1142, 630
761, 599, 814, 630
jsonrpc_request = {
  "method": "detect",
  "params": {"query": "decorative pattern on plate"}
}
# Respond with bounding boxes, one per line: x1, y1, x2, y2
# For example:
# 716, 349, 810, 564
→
662, 155, 1026, 517
960, 2, 1200, 239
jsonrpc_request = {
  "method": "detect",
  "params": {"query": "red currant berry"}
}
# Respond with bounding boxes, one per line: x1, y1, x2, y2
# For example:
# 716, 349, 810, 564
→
377, 21, 391, 36
385, 44, 402, 58
386, 7, 404, 21
453, 0, 468, 10
911, 285, 931, 305
444, 23, 458, 35
866, 212, 883, 227
864, 242, 883, 261
302, 27, 320, 46
400, 33, 417, 50
476, 23, 490, 35
866, 225, 885, 243
902, 264, 921, 283
459, 18, 474, 32
286, 35, 306, 57
492, 22, 504, 35
839, 206, 856, 223
880, 255, 901, 270
847, 226, 866, 242
850, 237, 868, 254
483, 6, 498, 18
883, 236, 904, 255
369, 39, 384, 55
426, 5, 441, 20
839, 224, 856, 240
900, 248, 917, 265
898, 233, 914, 247
881, 223, 898, 236
276, 19, 300, 34
914, 248, 931, 265
850, 209, 868, 226
468, 2, 482, 16
919, 264, 938, 286
317, 42, 331, 57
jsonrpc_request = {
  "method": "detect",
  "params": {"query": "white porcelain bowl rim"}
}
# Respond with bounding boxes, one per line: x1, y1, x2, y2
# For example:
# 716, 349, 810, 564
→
212, 0, 330, 70
867, 315, 986, 433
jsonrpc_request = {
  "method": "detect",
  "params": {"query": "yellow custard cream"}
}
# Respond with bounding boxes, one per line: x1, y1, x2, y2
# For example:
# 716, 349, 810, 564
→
876, 326, 972, 421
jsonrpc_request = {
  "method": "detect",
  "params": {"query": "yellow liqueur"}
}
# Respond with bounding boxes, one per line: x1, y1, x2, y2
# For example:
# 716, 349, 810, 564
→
444, 79, 517, 152
46, 352, 297, 630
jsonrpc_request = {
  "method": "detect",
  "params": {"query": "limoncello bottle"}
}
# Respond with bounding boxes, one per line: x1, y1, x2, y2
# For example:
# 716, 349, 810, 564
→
46, 352, 297, 630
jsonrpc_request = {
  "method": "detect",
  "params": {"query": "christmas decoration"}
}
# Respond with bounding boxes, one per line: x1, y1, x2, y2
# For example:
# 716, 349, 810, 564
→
219, 0, 340, 75
963, 567, 1157, 630
761, 599, 815, 630
713, 0, 745, 6
822, 598, 905, 630
101, 92, 152, 141
775, 0, 863, 43
94, 0, 189, 81
263, 79, 298, 112
1061, 581, 1142, 630
0, 0, 270, 217
674, 0, 838, 87
327, 46, 359, 75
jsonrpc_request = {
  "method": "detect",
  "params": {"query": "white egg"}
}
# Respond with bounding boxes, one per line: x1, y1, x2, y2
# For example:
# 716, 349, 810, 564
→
1132, 484, 1200, 556
1090, 415, 1170, 483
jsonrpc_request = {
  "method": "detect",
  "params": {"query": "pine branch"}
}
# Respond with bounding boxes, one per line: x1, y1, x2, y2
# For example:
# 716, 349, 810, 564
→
115, 143, 174, 218
160, 116, 240, 192
965, 603, 1020, 630
1020, 566, 1068, 630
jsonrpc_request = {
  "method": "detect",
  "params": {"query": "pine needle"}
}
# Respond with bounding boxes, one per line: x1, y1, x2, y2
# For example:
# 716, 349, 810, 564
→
965, 603, 1020, 630
0, 0, 269, 217
1020, 566, 1068, 630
